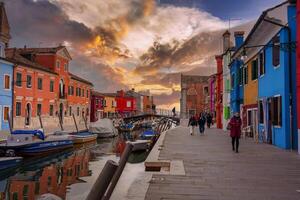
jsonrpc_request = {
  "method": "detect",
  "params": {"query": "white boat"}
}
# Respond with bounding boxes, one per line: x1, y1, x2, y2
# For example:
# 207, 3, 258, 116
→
89, 119, 118, 138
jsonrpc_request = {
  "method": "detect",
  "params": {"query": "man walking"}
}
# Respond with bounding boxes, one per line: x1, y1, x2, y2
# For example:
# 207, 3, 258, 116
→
198, 113, 206, 135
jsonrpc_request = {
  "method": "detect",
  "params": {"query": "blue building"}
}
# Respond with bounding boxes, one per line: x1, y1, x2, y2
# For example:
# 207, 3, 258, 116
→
0, 2, 13, 135
229, 32, 245, 114
232, 1, 297, 149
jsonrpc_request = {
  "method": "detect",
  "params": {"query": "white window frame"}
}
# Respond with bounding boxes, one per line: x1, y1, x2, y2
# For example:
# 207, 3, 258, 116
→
3, 74, 11, 90
26, 74, 32, 89
126, 101, 131, 108
16, 72, 22, 88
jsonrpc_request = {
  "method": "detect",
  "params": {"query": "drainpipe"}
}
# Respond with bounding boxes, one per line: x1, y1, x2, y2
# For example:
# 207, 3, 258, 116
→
263, 16, 294, 151
11, 64, 16, 131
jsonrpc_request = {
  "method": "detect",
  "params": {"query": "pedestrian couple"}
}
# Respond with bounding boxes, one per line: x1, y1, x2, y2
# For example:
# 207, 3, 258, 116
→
227, 112, 242, 153
188, 113, 206, 135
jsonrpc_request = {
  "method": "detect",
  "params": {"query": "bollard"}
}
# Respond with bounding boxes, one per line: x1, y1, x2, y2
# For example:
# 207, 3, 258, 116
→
86, 160, 118, 200
102, 143, 133, 200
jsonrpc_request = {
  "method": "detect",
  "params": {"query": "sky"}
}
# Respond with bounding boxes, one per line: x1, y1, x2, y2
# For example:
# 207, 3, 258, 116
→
3, 0, 284, 111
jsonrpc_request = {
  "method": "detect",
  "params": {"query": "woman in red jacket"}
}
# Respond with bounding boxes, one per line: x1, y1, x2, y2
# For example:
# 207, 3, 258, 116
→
228, 112, 242, 153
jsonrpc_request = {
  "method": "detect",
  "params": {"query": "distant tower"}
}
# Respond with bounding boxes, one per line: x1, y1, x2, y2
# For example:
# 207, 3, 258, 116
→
0, 2, 10, 47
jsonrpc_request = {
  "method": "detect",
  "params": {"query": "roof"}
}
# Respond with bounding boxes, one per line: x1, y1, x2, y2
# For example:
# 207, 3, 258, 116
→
5, 48, 58, 75
101, 93, 117, 97
230, 1, 290, 62
91, 90, 104, 97
12, 46, 72, 60
69, 72, 93, 86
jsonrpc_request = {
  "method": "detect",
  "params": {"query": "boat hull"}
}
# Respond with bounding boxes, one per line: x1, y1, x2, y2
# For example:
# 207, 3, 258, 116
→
0, 140, 73, 157
73, 134, 97, 144
0, 157, 23, 170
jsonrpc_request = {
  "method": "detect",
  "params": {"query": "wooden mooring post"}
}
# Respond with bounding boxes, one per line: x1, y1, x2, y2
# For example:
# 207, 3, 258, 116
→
86, 160, 119, 200
72, 113, 79, 133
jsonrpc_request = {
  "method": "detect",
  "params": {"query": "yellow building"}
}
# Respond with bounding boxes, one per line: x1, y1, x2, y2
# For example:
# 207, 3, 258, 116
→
102, 93, 117, 118
243, 56, 258, 132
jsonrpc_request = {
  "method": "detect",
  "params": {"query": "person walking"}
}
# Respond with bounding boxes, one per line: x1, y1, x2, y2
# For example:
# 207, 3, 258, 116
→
228, 112, 242, 153
198, 113, 206, 134
188, 115, 197, 135
206, 113, 212, 128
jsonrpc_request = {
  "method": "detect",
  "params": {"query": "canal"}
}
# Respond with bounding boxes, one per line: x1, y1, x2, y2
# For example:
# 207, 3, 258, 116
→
0, 135, 149, 200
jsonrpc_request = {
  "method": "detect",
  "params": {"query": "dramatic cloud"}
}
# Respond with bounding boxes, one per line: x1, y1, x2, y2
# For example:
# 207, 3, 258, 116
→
4, 0, 253, 110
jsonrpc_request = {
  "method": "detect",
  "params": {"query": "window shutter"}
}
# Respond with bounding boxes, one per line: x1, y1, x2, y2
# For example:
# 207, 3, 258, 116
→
278, 96, 282, 126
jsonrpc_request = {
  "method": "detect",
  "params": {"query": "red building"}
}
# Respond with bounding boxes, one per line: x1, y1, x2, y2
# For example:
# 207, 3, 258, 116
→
90, 91, 104, 122
115, 90, 136, 116
215, 55, 223, 129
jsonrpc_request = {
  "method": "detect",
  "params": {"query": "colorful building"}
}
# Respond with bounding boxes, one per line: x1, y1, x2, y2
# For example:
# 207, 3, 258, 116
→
222, 31, 235, 130
90, 90, 104, 122
116, 90, 136, 117
231, 1, 297, 149
0, 3, 13, 135
208, 74, 216, 117
125, 89, 143, 114
296, 0, 300, 152
215, 55, 223, 129
102, 93, 117, 118
180, 75, 210, 118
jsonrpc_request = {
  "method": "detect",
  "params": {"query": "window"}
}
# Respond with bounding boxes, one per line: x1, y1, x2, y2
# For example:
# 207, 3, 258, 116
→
35, 182, 40, 195
37, 78, 43, 90
239, 67, 243, 86
86, 90, 89, 98
47, 176, 52, 186
77, 107, 80, 116
231, 73, 235, 88
50, 80, 54, 92
50, 105, 54, 116
64, 63, 68, 71
71, 86, 74, 95
127, 101, 131, 108
251, 58, 258, 80
78, 88, 81, 97
3, 106, 9, 121
56, 60, 60, 69
23, 185, 29, 200
82, 89, 85, 97
12, 192, 18, 200
37, 104, 42, 116
16, 72, 22, 87
16, 102, 21, 116
272, 96, 282, 126
244, 66, 248, 84
4, 74, 10, 89
259, 100, 264, 124
259, 51, 265, 76
203, 86, 208, 95
272, 35, 280, 67
26, 75, 32, 88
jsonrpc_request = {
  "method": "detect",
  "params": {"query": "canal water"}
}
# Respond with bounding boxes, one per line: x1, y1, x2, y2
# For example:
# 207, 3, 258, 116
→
0, 134, 150, 200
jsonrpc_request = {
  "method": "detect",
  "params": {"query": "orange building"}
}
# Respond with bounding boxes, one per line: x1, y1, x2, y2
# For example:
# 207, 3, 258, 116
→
6, 47, 93, 131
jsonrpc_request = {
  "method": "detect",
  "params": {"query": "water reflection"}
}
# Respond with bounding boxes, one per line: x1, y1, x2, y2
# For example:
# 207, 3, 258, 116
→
0, 133, 149, 200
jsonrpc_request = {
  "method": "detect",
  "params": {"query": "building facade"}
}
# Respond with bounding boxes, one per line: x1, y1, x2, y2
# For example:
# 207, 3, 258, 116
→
215, 55, 223, 129
208, 75, 216, 117
180, 75, 210, 118
116, 90, 136, 117
231, 1, 297, 149
90, 91, 104, 122
222, 31, 234, 130
102, 93, 117, 118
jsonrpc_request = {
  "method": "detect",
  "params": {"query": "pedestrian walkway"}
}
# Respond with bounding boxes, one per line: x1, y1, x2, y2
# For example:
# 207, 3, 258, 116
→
145, 125, 300, 200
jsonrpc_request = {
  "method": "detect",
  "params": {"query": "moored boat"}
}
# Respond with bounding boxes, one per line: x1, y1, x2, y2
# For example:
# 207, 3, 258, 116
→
0, 157, 23, 170
71, 131, 98, 144
0, 130, 73, 157
126, 140, 151, 152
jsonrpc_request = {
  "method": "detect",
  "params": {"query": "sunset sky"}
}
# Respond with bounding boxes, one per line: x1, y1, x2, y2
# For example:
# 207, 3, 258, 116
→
4, 0, 283, 110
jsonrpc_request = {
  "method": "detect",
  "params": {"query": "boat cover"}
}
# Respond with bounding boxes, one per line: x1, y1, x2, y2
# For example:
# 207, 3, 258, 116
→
12, 129, 45, 140
89, 118, 117, 135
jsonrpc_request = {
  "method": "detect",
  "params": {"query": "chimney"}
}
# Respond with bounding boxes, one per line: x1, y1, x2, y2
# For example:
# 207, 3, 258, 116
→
222, 30, 230, 52
234, 31, 244, 49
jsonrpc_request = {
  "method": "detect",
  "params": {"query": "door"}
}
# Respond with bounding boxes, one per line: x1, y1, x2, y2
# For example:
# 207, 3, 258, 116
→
25, 103, 31, 126
59, 103, 64, 124
253, 109, 258, 141
267, 99, 273, 144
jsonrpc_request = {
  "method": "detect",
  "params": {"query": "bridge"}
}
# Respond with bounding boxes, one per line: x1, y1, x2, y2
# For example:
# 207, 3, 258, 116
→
123, 113, 180, 124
